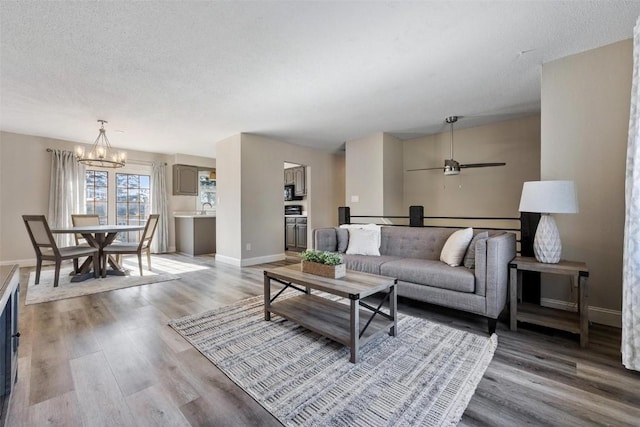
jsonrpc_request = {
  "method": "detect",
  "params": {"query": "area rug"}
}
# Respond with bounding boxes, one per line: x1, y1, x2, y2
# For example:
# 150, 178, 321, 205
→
25, 263, 179, 305
169, 293, 497, 426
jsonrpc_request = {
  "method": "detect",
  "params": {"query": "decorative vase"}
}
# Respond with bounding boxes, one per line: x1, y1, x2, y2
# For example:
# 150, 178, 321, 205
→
534, 214, 561, 263
301, 260, 346, 279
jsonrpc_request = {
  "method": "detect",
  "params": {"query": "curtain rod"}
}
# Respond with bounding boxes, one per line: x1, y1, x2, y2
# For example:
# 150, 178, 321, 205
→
46, 148, 167, 165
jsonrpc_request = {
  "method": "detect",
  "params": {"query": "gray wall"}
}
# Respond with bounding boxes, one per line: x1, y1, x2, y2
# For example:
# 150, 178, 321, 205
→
541, 39, 632, 321
403, 115, 541, 219
215, 134, 243, 262
215, 133, 345, 266
345, 132, 385, 216
345, 132, 404, 220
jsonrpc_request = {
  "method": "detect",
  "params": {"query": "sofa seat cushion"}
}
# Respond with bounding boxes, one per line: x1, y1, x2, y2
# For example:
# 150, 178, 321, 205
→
380, 258, 475, 293
343, 255, 403, 275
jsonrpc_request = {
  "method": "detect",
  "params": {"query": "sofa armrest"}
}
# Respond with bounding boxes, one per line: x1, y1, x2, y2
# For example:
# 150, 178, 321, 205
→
483, 232, 516, 318
313, 228, 338, 252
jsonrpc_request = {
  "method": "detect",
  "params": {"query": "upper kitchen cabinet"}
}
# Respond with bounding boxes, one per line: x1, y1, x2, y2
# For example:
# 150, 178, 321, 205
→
284, 168, 295, 186
293, 166, 305, 196
173, 164, 199, 195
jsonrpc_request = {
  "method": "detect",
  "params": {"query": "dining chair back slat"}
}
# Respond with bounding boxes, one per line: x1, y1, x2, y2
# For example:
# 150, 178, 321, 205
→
71, 214, 100, 245
23, 215, 58, 253
140, 214, 160, 251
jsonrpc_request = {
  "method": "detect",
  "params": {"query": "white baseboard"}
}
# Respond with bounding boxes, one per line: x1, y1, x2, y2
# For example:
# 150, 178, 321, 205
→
214, 254, 241, 267
540, 298, 621, 328
215, 253, 287, 267
240, 253, 286, 267
0, 258, 37, 267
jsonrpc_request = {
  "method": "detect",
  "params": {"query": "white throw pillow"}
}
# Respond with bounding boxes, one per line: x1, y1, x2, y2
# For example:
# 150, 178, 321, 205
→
440, 228, 474, 267
346, 228, 381, 256
340, 223, 381, 248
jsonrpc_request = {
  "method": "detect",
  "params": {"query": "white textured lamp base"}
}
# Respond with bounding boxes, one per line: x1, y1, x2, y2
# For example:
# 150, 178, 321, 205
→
534, 214, 561, 263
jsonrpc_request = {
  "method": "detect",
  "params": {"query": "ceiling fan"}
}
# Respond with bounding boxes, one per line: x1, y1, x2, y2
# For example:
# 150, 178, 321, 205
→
407, 116, 506, 175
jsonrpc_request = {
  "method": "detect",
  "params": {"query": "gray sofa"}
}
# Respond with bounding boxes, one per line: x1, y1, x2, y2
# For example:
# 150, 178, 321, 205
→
313, 226, 516, 333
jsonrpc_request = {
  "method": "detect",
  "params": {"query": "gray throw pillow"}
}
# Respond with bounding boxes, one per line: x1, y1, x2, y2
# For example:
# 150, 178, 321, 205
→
335, 227, 349, 253
463, 231, 489, 269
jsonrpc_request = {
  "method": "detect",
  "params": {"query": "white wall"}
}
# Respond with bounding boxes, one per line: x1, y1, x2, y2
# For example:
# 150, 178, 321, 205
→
541, 39, 632, 322
0, 131, 216, 264
215, 133, 345, 266
404, 115, 541, 218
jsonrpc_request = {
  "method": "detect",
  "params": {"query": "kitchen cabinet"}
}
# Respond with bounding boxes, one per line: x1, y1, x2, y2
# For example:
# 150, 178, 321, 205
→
285, 217, 307, 251
173, 164, 199, 195
175, 215, 216, 255
284, 166, 305, 196
284, 168, 295, 186
293, 166, 306, 196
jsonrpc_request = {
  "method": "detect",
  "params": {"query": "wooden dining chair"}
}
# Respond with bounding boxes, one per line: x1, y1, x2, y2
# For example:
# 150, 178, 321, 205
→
71, 214, 100, 272
22, 215, 99, 287
71, 214, 100, 245
102, 214, 160, 276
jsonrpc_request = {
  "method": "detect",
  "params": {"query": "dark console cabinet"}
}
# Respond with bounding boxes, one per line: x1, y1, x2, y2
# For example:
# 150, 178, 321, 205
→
0, 265, 19, 425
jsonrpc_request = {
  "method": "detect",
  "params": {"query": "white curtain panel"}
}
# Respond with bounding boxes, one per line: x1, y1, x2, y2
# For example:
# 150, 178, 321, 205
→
623, 16, 640, 371
47, 149, 85, 247
151, 161, 169, 253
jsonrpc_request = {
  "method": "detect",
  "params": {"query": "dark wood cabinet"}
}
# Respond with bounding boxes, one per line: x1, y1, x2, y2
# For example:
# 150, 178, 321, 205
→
293, 167, 305, 196
284, 168, 295, 186
173, 164, 199, 195
285, 217, 307, 251
0, 265, 19, 425
296, 221, 307, 248
284, 166, 305, 196
175, 216, 216, 255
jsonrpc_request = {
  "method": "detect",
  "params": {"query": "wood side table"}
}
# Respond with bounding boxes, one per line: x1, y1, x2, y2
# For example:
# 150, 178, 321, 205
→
509, 256, 589, 347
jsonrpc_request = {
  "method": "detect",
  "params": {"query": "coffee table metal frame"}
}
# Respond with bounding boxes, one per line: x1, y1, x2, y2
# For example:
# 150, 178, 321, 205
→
263, 264, 397, 363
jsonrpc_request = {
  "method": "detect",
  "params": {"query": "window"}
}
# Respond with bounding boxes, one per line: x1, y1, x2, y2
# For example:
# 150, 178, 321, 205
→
84, 166, 152, 241
85, 170, 108, 224
116, 173, 151, 242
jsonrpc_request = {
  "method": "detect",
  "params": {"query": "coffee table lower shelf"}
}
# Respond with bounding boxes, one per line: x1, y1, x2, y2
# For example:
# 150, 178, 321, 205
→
268, 294, 394, 351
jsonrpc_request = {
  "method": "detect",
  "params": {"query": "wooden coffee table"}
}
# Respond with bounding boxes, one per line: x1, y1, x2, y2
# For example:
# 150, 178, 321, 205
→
263, 264, 397, 363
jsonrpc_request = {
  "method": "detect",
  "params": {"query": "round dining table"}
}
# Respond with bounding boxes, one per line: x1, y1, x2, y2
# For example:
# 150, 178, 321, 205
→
51, 224, 145, 281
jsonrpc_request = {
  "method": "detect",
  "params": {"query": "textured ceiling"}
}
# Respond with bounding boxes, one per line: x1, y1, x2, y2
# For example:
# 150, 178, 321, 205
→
1, 1, 639, 158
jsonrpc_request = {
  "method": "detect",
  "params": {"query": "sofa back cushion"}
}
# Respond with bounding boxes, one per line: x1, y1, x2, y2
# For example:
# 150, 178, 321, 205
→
379, 227, 455, 260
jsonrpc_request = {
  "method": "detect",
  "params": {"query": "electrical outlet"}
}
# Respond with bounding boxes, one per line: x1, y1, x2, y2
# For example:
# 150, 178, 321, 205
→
246, 243, 251, 251
351, 195, 359, 202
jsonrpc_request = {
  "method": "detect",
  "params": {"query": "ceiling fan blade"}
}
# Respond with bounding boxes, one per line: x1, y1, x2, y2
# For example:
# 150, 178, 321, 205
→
406, 166, 444, 172
459, 162, 506, 168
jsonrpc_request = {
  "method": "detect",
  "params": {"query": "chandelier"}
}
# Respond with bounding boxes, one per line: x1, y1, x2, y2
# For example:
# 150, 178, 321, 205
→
75, 120, 126, 168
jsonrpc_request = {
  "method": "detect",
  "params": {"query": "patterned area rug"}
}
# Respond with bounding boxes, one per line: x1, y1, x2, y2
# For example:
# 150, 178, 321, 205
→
25, 262, 179, 305
170, 293, 497, 426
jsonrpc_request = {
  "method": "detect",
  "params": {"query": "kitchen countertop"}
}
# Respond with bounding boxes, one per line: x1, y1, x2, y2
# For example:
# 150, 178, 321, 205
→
174, 211, 216, 218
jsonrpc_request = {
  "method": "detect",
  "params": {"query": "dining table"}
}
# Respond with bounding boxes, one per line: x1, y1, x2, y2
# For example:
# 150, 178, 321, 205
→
51, 224, 145, 281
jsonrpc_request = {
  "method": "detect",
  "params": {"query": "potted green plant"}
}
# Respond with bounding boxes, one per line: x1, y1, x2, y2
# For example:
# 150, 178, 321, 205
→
300, 250, 346, 279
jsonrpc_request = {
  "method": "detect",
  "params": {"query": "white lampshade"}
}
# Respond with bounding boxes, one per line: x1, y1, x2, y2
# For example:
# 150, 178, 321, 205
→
518, 181, 579, 214
518, 180, 578, 263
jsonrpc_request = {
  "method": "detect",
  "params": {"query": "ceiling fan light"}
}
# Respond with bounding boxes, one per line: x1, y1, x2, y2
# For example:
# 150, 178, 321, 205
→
444, 168, 460, 176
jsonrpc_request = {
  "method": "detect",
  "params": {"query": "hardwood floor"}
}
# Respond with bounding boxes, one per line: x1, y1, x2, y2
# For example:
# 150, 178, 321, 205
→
7, 253, 640, 426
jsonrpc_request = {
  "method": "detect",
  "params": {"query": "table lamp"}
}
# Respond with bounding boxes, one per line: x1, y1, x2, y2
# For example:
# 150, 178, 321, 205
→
518, 180, 579, 263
